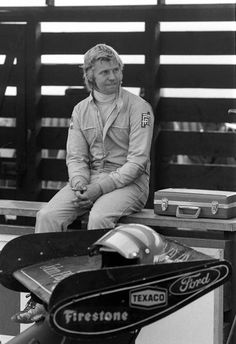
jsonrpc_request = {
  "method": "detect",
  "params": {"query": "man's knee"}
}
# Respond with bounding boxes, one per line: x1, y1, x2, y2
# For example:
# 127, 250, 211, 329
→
36, 207, 62, 232
37, 207, 54, 223
87, 211, 115, 230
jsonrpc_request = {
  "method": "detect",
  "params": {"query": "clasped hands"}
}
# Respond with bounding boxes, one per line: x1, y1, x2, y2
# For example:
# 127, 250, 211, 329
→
72, 183, 102, 209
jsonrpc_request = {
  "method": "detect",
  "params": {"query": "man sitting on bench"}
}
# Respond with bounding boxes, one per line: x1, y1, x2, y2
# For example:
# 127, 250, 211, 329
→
11, 43, 154, 323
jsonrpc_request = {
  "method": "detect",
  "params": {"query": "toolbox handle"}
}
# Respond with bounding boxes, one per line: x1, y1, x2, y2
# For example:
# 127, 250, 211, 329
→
176, 206, 201, 219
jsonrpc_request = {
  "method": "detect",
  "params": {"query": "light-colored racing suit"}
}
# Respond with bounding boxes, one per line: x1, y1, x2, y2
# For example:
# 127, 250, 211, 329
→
35, 88, 154, 232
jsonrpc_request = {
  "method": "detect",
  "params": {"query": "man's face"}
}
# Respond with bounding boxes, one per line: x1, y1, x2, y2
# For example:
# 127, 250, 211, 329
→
93, 59, 122, 95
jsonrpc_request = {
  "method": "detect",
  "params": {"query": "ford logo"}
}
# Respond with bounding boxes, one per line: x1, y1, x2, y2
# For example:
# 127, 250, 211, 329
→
169, 268, 221, 295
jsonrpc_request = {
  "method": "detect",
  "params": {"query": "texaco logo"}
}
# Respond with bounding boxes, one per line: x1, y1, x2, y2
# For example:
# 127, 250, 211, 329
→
130, 287, 168, 309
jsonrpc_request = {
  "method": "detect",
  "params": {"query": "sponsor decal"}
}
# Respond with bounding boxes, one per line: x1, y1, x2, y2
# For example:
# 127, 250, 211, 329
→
141, 112, 151, 128
153, 248, 190, 264
40, 263, 74, 283
52, 303, 131, 336
63, 309, 129, 324
130, 287, 167, 309
169, 268, 220, 295
49, 261, 230, 338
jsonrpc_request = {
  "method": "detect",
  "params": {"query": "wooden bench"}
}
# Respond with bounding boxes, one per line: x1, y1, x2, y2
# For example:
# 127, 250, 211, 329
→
0, 200, 160, 235
0, 200, 46, 218
1, 199, 236, 234
0, 200, 153, 234
0, 200, 47, 236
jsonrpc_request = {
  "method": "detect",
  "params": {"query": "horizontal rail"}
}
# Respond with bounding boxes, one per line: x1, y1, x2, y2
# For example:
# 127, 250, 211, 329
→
157, 130, 236, 156
0, 5, 235, 22
1, 64, 234, 88
158, 98, 236, 123
41, 32, 147, 55
156, 163, 236, 191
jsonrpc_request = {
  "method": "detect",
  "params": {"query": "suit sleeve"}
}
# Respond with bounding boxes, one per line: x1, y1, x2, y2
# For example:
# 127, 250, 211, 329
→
66, 106, 91, 189
99, 102, 154, 194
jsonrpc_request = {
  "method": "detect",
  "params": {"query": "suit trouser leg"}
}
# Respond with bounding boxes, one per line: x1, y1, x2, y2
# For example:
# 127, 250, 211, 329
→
88, 183, 148, 230
35, 184, 88, 233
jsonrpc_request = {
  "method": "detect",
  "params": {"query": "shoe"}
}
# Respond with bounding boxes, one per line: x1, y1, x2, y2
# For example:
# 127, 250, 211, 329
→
11, 295, 46, 324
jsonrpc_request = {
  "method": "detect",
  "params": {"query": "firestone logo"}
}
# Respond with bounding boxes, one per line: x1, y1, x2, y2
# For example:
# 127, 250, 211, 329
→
130, 287, 168, 309
170, 268, 220, 295
62, 310, 129, 324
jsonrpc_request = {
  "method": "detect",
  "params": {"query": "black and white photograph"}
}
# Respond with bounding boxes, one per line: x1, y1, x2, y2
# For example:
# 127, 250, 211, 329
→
0, 0, 235, 343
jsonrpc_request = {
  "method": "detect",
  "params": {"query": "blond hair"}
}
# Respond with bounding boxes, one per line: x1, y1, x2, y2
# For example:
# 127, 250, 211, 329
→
82, 44, 123, 91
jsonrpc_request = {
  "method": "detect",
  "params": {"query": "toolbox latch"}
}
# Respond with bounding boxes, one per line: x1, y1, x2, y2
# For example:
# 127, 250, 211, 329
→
161, 198, 169, 211
211, 201, 219, 215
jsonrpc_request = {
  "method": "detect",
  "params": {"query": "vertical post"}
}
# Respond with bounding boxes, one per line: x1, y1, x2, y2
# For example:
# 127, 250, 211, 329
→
20, 20, 42, 200
144, 20, 161, 110
144, 19, 161, 207
0, 54, 15, 113
15, 26, 27, 199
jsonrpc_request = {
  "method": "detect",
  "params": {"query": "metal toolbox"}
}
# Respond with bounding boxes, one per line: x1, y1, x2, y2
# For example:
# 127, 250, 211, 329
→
154, 188, 236, 219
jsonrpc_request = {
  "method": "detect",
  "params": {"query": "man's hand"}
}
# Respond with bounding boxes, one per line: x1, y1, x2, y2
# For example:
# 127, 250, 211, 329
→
72, 181, 87, 194
72, 183, 102, 208
72, 182, 91, 209
79, 183, 102, 203
73, 199, 93, 209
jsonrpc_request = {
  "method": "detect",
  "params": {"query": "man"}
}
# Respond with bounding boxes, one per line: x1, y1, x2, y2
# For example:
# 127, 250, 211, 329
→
11, 44, 154, 323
